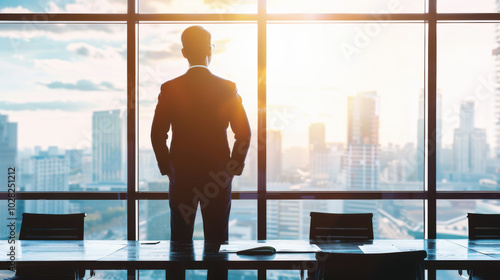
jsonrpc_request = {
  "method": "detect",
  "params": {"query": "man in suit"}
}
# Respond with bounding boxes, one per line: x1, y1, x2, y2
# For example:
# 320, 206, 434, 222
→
151, 25, 251, 279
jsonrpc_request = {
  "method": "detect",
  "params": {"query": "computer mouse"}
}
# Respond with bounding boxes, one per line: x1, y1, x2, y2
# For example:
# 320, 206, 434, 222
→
236, 246, 277, 255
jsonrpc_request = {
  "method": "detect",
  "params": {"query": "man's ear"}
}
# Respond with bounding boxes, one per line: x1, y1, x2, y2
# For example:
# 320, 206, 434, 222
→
181, 48, 187, 58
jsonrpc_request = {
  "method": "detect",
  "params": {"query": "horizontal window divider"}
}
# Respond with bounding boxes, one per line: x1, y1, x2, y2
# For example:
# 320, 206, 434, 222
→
266, 191, 428, 200
2, 191, 500, 201
436, 191, 500, 199
0, 13, 128, 21
2, 13, 500, 22
137, 13, 258, 22
437, 13, 500, 21
266, 13, 428, 21
134, 191, 259, 200
0, 192, 128, 200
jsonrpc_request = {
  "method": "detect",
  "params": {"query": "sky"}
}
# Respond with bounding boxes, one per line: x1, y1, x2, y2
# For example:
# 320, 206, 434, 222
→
0, 0, 498, 153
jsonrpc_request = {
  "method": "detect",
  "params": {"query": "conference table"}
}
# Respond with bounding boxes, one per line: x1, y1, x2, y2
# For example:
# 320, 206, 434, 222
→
1, 239, 500, 279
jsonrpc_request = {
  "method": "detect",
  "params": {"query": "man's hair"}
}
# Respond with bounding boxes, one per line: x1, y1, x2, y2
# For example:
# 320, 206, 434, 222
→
181, 26, 211, 61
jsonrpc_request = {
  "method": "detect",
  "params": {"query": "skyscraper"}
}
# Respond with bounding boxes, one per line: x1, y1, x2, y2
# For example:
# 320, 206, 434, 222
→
28, 147, 69, 213
344, 91, 380, 190
92, 110, 124, 183
267, 130, 282, 183
0, 114, 17, 181
309, 123, 330, 185
417, 90, 442, 182
0, 114, 17, 238
343, 92, 380, 229
453, 101, 487, 180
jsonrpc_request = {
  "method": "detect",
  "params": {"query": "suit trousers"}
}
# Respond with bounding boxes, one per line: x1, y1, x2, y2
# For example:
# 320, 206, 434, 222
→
167, 170, 232, 280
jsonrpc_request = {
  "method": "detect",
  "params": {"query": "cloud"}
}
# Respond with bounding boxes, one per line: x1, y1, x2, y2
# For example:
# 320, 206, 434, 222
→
41, 79, 122, 91
139, 43, 182, 62
0, 6, 33, 13
0, 101, 94, 112
0, 24, 122, 42
67, 43, 125, 60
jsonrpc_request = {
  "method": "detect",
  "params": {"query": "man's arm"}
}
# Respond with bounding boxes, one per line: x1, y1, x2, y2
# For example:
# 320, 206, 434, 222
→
151, 86, 172, 176
228, 90, 251, 176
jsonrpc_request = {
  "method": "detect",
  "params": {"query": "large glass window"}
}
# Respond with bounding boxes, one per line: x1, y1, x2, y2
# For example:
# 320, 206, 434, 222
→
267, 23, 425, 191
138, 23, 258, 192
0, 23, 127, 192
1, 1, 500, 279
267, 200, 424, 239
437, 23, 498, 191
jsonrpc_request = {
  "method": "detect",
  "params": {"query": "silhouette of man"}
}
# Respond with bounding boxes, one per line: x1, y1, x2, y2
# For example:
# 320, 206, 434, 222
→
151, 26, 251, 279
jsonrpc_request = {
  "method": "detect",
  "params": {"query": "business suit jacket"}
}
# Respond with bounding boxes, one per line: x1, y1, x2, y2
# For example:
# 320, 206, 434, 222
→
151, 67, 251, 178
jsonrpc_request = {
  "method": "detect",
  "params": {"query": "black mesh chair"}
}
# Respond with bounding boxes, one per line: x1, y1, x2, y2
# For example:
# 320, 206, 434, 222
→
6, 213, 94, 280
459, 213, 500, 280
304, 212, 374, 279
315, 250, 427, 280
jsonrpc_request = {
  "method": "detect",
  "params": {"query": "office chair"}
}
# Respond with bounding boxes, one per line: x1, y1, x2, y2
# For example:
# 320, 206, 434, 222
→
309, 212, 374, 242
459, 213, 500, 280
315, 250, 427, 280
6, 213, 94, 280
303, 212, 374, 279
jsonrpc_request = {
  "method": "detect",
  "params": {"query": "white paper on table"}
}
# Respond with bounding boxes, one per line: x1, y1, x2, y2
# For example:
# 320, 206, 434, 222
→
219, 243, 321, 253
358, 244, 400, 253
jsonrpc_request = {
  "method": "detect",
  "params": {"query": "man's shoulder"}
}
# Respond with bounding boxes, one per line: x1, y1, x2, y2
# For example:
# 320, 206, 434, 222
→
209, 73, 236, 91
160, 74, 186, 89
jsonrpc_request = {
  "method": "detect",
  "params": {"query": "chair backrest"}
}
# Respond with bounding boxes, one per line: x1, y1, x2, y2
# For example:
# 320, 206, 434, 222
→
20, 213, 86, 240
309, 212, 374, 242
316, 250, 427, 280
17, 213, 87, 278
468, 213, 500, 240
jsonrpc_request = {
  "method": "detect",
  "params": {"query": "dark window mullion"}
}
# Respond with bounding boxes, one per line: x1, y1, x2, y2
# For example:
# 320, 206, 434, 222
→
257, 0, 267, 242
127, 0, 138, 243
427, 0, 437, 240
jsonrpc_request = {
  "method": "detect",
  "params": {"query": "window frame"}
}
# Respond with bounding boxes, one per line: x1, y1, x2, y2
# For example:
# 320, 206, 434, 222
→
1, 0, 500, 263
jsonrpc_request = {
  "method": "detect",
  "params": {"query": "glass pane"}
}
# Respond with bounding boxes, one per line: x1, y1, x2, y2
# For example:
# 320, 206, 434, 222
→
267, 200, 424, 239
139, 200, 257, 240
0, 200, 126, 240
437, 199, 500, 238
267, 23, 425, 191
138, 0, 257, 13
438, 0, 497, 13
0, 0, 126, 13
138, 24, 257, 191
437, 271, 467, 280
267, 270, 301, 279
437, 23, 498, 191
0, 23, 127, 191
268, 0, 425, 13
139, 270, 257, 279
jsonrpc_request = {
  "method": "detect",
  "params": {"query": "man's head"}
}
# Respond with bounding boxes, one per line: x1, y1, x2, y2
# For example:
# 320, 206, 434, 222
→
181, 25, 212, 65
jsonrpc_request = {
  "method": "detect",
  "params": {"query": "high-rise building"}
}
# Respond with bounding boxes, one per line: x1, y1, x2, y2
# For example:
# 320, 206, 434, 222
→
343, 92, 380, 230
0, 114, 17, 179
453, 101, 488, 180
92, 110, 125, 183
267, 130, 282, 183
309, 123, 326, 148
417, 90, 442, 182
139, 149, 164, 184
309, 123, 330, 185
344, 91, 380, 190
0, 114, 17, 238
27, 147, 69, 213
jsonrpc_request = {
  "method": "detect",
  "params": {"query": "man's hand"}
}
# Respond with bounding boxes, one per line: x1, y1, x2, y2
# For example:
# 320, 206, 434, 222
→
226, 160, 244, 176
158, 162, 172, 177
